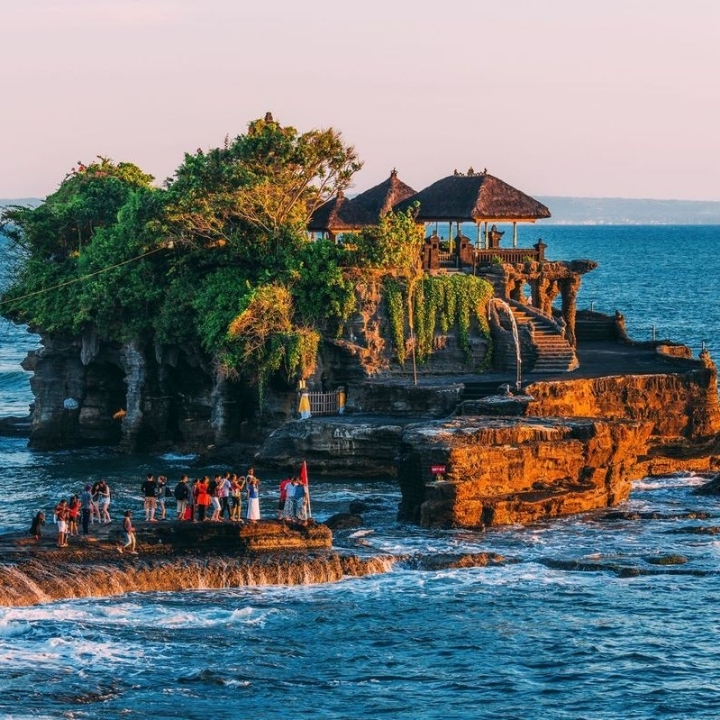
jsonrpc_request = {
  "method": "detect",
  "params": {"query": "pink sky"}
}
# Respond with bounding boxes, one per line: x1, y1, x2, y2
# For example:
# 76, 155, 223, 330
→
1, 0, 719, 201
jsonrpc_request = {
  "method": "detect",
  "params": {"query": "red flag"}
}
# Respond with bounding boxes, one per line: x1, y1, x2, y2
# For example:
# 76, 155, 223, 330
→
299, 460, 308, 485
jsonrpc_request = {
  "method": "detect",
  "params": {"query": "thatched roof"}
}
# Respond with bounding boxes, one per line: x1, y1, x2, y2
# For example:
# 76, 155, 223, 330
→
307, 191, 375, 232
352, 169, 417, 222
397, 172, 551, 222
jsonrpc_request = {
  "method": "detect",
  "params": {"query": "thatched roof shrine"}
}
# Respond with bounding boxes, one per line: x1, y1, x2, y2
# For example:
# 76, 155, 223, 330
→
397, 171, 551, 223
307, 190, 375, 234
352, 169, 417, 222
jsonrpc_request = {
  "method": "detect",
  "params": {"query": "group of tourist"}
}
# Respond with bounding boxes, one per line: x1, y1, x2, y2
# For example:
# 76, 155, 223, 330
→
37, 465, 312, 551
140, 468, 264, 524
49, 479, 113, 547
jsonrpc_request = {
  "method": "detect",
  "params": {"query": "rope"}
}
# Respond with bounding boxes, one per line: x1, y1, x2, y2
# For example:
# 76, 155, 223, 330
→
0, 246, 165, 307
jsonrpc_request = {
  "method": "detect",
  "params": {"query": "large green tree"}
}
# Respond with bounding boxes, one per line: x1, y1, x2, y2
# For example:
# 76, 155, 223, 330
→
163, 112, 362, 270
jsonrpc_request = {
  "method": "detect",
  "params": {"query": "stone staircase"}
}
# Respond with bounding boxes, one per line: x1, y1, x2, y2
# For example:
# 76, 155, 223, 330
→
508, 300, 579, 373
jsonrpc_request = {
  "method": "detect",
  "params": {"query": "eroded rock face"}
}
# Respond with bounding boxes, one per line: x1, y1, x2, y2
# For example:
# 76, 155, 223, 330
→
23, 335, 252, 451
256, 419, 405, 476
397, 417, 653, 529
524, 365, 720, 441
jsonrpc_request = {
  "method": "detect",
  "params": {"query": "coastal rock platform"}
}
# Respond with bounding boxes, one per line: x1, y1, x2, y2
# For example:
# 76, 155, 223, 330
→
0, 520, 397, 607
397, 416, 653, 529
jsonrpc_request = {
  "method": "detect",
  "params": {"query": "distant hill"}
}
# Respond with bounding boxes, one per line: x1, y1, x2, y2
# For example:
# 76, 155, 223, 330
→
538, 197, 720, 225
0, 198, 42, 209
2, 196, 720, 225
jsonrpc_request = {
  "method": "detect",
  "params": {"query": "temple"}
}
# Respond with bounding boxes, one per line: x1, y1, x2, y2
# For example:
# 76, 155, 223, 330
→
308, 168, 595, 373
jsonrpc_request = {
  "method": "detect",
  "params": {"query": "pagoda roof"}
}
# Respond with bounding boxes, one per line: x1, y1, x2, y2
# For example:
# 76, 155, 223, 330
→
307, 191, 375, 232
397, 172, 551, 222
352, 169, 417, 222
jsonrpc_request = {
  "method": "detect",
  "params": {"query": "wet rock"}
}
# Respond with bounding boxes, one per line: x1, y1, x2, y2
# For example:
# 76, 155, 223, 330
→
406, 552, 507, 571
256, 418, 404, 476
667, 526, 720, 535
0, 523, 396, 607
644, 554, 688, 565
325, 513, 364, 530
692, 474, 720, 495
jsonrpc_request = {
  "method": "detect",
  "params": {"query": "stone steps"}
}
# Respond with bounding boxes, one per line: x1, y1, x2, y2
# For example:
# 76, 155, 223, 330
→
507, 300, 578, 373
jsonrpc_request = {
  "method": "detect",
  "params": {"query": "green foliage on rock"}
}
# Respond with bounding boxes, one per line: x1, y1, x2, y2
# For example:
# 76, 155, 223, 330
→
0, 115, 495, 397
383, 274, 494, 366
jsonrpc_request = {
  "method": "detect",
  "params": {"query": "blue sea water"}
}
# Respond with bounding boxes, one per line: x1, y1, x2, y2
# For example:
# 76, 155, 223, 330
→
1, 226, 720, 719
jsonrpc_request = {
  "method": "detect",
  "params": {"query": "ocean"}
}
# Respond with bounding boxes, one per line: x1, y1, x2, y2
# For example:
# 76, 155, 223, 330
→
2, 226, 720, 719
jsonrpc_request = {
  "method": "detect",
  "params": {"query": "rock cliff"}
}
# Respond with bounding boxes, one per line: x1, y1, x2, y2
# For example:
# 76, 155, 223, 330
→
397, 416, 652, 529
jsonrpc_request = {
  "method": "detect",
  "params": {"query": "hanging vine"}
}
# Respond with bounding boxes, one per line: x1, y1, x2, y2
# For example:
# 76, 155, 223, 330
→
384, 279, 406, 365
382, 274, 494, 365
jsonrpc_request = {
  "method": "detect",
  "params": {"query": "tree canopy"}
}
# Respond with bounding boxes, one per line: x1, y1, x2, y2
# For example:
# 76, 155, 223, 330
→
0, 113, 493, 394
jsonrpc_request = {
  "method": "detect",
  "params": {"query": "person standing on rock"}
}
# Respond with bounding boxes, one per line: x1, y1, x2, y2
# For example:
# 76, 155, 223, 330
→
156, 475, 167, 520
230, 474, 245, 521
55, 499, 68, 547
194, 476, 211, 521
218, 472, 233, 520
118, 510, 138, 554
209, 475, 222, 522
293, 476, 309, 526
80, 484, 93, 535
278, 476, 293, 520
97, 479, 111, 523
91, 481, 102, 525
246, 471, 260, 523
174, 475, 190, 520
142, 473, 158, 522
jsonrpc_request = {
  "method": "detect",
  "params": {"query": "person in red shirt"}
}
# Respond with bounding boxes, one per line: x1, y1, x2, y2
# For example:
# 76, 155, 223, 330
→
194, 476, 211, 521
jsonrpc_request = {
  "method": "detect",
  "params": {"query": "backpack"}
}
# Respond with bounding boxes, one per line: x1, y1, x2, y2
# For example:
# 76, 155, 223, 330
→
174, 482, 189, 500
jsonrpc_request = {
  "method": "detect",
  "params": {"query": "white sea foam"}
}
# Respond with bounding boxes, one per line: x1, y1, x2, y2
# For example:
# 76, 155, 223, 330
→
158, 452, 199, 463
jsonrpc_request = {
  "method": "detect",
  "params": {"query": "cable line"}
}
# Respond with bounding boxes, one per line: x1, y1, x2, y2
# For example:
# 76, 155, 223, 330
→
0, 245, 165, 307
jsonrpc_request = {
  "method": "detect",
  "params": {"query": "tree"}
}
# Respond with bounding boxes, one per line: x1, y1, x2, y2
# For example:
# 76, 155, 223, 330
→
1, 157, 154, 260
164, 113, 362, 266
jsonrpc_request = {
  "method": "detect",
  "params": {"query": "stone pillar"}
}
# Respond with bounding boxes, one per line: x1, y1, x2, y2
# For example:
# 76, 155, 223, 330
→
210, 371, 232, 445
560, 276, 581, 347
120, 340, 147, 452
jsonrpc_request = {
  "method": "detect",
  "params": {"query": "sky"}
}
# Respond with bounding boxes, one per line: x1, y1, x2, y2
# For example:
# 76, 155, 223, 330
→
1, 0, 719, 201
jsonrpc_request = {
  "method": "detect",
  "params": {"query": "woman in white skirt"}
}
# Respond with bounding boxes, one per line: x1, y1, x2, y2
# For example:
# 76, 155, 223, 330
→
246, 473, 260, 523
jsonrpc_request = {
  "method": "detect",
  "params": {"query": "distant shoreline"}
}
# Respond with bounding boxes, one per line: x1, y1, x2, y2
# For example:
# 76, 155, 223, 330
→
4, 196, 720, 226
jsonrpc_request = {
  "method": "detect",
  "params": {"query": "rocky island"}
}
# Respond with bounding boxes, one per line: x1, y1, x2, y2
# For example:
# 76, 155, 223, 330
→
3, 112, 720, 574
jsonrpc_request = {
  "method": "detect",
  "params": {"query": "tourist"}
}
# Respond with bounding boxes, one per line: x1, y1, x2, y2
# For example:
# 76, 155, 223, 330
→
230, 474, 245, 521
186, 479, 196, 521
29, 511, 45, 541
293, 476, 309, 526
219, 472, 232, 520
156, 475, 167, 520
90, 481, 102, 524
194, 476, 211, 521
278, 476, 293, 520
174, 475, 190, 520
117, 510, 138, 555
246, 473, 260, 523
283, 477, 307, 524
55, 499, 68, 548
141, 473, 158, 522
97, 479, 111, 523
209, 474, 222, 521
80, 484, 93, 535
67, 495, 80, 536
